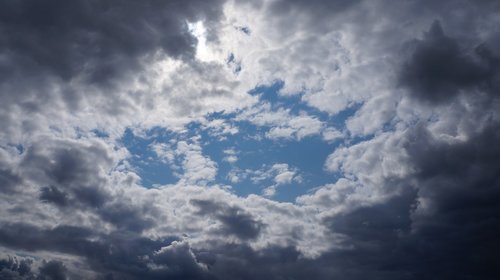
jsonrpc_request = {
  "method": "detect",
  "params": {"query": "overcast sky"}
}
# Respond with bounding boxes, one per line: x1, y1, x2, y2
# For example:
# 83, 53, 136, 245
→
1, 0, 500, 279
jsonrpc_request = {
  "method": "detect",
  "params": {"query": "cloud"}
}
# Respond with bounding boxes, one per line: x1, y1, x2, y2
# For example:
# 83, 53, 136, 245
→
176, 140, 218, 186
38, 260, 68, 280
39, 185, 69, 207
231, 163, 301, 190
0, 0, 253, 147
151, 240, 214, 280
399, 21, 500, 104
202, 119, 239, 140
237, 103, 325, 140
191, 199, 264, 240
222, 148, 238, 164
151, 136, 218, 185
0, 256, 33, 279
19, 139, 114, 210
251, 164, 301, 198
1, 0, 500, 279
0, 0, 225, 85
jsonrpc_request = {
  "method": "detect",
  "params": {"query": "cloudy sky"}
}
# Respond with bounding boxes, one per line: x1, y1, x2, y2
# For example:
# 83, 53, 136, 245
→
1, 0, 499, 279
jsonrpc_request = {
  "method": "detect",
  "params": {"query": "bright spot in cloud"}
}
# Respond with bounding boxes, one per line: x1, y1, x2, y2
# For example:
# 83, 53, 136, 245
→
188, 21, 217, 62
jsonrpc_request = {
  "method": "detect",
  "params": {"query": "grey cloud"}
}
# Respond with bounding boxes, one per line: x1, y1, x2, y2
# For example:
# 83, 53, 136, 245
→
98, 202, 156, 233
195, 242, 419, 280
266, 0, 362, 32
191, 199, 264, 240
403, 124, 500, 278
17, 139, 155, 233
149, 241, 215, 280
216, 207, 263, 240
269, 0, 361, 17
0, 223, 193, 280
0, 148, 23, 193
319, 192, 419, 279
38, 261, 67, 280
3, 224, 96, 253
196, 244, 308, 280
0, 0, 225, 86
39, 185, 69, 207
313, 122, 500, 279
394, 22, 500, 261
317, 15, 500, 279
0, 0, 228, 143
325, 190, 416, 247
400, 21, 500, 104
0, 223, 318, 280
21, 140, 112, 208
0, 257, 32, 280
0, 168, 22, 193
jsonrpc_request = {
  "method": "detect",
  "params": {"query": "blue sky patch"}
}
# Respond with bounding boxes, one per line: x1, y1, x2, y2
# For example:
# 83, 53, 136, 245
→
119, 83, 359, 201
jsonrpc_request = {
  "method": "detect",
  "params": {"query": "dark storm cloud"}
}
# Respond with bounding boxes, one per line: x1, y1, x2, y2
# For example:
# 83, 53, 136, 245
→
310, 122, 500, 279
317, 192, 422, 280
0, 257, 32, 280
0, 224, 95, 253
0, 223, 208, 280
400, 21, 500, 104
39, 185, 69, 207
392, 24, 500, 280
148, 241, 216, 280
98, 202, 156, 233
19, 139, 157, 232
195, 243, 307, 279
269, 0, 361, 17
0, 168, 22, 193
21, 141, 111, 208
0, 0, 228, 132
216, 207, 263, 240
195, 241, 417, 280
0, 0, 225, 86
324, 189, 416, 249
191, 199, 264, 240
403, 123, 500, 279
388, 25, 500, 280
38, 261, 68, 280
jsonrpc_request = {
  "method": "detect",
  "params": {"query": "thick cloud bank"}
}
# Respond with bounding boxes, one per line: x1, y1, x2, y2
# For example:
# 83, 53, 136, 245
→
1, 0, 500, 279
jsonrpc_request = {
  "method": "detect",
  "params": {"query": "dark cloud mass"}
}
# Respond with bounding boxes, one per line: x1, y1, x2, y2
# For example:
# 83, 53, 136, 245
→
400, 21, 500, 104
315, 123, 500, 279
0, 0, 226, 132
38, 261, 68, 280
404, 124, 500, 279
191, 199, 264, 240
0, 0, 224, 85
1, 0, 500, 279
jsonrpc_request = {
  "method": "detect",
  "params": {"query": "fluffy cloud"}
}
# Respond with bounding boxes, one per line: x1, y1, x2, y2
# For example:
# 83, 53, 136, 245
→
237, 102, 326, 140
152, 137, 218, 185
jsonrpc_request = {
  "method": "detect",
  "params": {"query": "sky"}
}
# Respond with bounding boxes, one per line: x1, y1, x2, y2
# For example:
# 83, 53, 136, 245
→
0, 0, 499, 279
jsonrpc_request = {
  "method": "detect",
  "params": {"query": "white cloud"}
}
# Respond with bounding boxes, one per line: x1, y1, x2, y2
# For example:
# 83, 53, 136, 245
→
222, 148, 238, 163
228, 163, 301, 198
262, 185, 277, 197
151, 137, 218, 186
201, 118, 239, 140
322, 127, 344, 142
176, 141, 218, 186
150, 142, 177, 165
271, 163, 299, 185
237, 103, 325, 140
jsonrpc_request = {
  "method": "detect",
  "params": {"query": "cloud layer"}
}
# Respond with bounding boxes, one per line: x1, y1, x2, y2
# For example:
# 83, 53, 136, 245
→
1, 0, 499, 279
